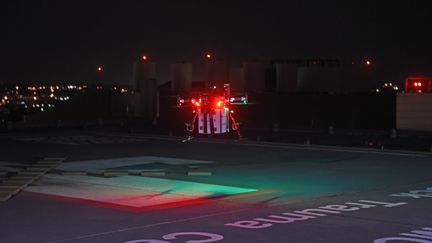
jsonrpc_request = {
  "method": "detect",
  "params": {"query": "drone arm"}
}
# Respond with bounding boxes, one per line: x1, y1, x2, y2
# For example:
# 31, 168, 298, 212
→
186, 112, 198, 132
229, 112, 242, 139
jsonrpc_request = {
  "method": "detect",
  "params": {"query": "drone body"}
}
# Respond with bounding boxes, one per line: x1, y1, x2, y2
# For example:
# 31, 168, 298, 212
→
177, 84, 248, 139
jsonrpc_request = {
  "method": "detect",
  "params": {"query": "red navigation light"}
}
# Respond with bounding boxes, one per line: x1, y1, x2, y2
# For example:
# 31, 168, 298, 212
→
205, 53, 212, 60
142, 55, 148, 61
365, 60, 372, 66
97, 66, 103, 72
191, 99, 200, 107
216, 100, 223, 108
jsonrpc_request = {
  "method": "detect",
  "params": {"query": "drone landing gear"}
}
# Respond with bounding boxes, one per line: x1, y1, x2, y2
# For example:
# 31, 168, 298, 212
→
229, 113, 246, 142
182, 111, 246, 142
182, 135, 194, 143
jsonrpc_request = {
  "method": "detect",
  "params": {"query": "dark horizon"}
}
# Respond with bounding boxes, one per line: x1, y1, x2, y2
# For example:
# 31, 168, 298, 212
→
1, 1, 432, 84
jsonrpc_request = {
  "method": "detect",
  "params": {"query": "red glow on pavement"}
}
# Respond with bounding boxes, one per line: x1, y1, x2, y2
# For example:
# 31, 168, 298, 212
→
23, 191, 216, 213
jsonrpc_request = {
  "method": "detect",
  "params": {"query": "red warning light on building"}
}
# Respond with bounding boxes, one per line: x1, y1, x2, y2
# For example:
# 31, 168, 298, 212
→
205, 53, 212, 60
405, 76, 432, 93
142, 55, 148, 61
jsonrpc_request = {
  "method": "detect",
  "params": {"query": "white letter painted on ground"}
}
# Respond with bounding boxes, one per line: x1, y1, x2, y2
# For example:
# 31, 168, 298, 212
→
293, 208, 340, 217
390, 187, 432, 199
225, 220, 272, 229
162, 232, 224, 243
374, 237, 432, 243
345, 202, 376, 208
374, 227, 432, 243
281, 213, 316, 221
319, 205, 360, 211
124, 240, 169, 243
254, 215, 306, 224
358, 200, 407, 207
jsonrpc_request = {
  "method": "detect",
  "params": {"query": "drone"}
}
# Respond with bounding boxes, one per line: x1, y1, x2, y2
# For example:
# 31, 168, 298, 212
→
177, 83, 249, 142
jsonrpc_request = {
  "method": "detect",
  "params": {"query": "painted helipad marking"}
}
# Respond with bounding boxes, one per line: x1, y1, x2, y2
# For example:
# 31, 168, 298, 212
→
0, 193, 12, 201
1, 181, 30, 187
140, 171, 167, 176
26, 167, 50, 172
60, 171, 87, 176
188, 171, 213, 176
10, 175, 37, 180
0, 156, 66, 202
18, 171, 43, 176
15, 135, 147, 146
103, 171, 129, 176
0, 166, 22, 172
24, 174, 256, 210
58, 156, 215, 171
0, 186, 22, 195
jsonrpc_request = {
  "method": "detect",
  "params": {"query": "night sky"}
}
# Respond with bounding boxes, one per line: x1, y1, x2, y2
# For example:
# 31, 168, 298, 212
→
1, 1, 431, 85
